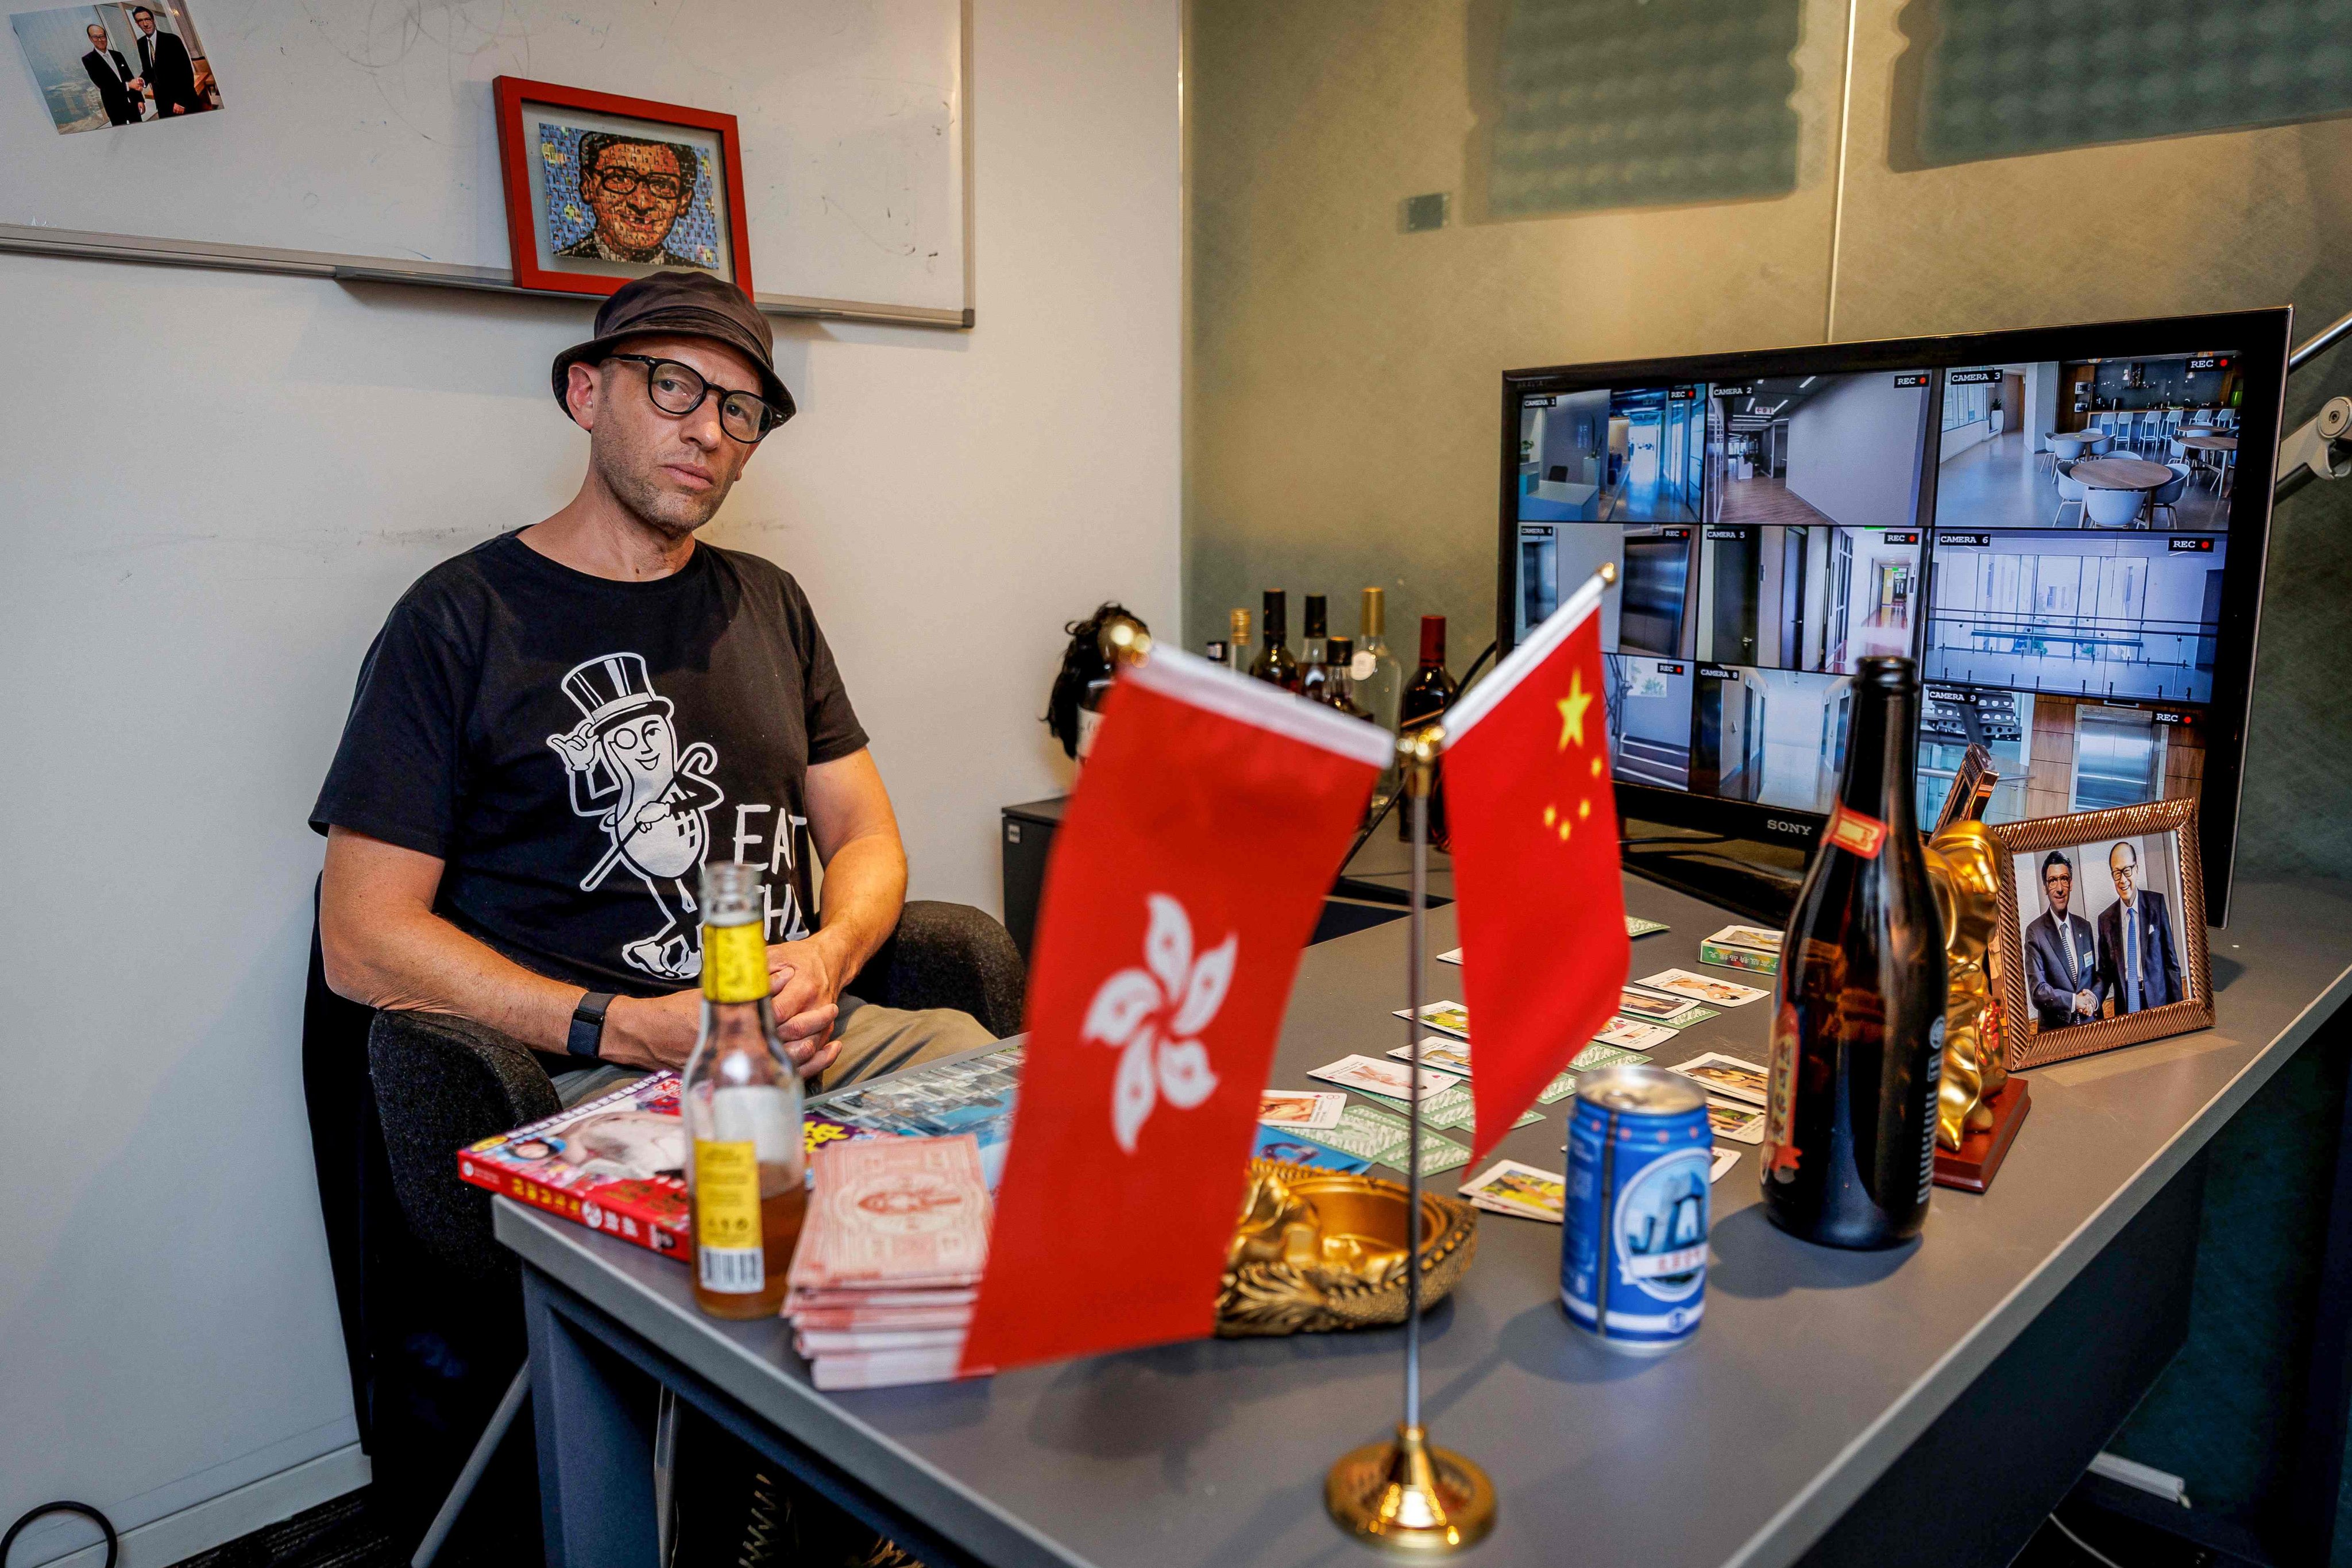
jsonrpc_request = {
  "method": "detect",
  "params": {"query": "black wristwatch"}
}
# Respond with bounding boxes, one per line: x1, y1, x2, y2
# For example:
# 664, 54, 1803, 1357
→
568, 991, 617, 1060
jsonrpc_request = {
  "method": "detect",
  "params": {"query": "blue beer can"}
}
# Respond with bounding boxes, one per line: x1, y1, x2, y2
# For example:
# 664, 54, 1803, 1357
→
1562, 1065, 1712, 1354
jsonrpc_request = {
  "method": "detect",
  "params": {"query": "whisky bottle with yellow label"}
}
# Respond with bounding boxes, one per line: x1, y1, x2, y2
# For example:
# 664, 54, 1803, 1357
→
684, 860, 808, 1319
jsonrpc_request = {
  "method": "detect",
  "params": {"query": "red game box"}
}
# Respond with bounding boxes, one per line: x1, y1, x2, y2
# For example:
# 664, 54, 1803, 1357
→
457, 1072, 692, 1257
456, 1072, 893, 1260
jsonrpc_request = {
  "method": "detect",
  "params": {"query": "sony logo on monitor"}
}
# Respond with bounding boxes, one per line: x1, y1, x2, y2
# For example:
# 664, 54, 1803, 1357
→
1764, 818, 1813, 837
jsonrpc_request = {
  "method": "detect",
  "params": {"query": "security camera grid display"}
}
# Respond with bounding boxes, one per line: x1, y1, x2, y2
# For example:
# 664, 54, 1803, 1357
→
1514, 349, 2238, 828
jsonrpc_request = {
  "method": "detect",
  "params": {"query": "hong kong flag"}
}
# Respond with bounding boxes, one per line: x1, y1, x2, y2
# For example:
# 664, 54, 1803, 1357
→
961, 648, 1388, 1374
1440, 569, 1631, 1159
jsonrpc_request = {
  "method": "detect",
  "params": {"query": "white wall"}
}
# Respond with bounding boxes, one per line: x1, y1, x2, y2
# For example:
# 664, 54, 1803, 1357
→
0, 0, 1179, 1559
1783, 375, 1930, 531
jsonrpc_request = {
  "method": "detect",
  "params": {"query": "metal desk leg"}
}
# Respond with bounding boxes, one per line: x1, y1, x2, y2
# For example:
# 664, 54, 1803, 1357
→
524, 1268, 658, 1568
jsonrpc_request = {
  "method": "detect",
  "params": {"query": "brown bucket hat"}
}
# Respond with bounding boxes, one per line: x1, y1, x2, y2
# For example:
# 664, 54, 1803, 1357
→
550, 271, 797, 427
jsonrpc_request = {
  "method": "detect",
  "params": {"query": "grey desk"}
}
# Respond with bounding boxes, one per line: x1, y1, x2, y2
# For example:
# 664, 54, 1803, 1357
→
500, 874, 2352, 1568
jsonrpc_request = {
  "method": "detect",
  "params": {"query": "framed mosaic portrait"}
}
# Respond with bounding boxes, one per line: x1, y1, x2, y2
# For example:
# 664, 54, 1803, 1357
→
493, 76, 754, 298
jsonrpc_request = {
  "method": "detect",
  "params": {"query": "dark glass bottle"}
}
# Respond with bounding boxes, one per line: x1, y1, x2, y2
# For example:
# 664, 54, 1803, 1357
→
1249, 590, 1300, 691
1298, 594, 1332, 702
1759, 656, 1948, 1250
1396, 616, 1459, 844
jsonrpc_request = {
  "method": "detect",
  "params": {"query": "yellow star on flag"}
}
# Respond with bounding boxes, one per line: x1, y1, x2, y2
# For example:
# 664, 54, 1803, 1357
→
1557, 670, 1594, 753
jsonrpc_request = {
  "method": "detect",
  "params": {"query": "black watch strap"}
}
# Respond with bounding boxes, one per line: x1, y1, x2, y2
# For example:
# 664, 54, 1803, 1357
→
567, 991, 617, 1060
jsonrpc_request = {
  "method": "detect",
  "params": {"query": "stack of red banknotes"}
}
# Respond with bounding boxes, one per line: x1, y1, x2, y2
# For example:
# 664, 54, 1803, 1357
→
786, 1133, 993, 1390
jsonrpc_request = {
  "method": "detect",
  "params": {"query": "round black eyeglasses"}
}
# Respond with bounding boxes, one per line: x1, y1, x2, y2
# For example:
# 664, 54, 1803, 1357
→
604, 354, 784, 444
591, 168, 687, 202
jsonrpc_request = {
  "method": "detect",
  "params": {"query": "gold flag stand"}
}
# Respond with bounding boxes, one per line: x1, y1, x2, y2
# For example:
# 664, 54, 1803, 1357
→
1325, 726, 1497, 1552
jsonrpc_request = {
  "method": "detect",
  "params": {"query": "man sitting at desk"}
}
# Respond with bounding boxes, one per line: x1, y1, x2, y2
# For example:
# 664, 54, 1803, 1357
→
2023, 850, 2101, 1030
2096, 841, 2183, 1016
313, 271, 991, 1103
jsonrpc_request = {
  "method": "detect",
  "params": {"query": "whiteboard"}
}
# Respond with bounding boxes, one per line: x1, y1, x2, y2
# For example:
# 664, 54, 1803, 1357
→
0, 0, 970, 323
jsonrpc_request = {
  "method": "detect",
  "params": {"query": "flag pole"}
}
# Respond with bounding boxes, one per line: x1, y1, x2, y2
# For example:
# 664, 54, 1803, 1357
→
1325, 725, 1496, 1552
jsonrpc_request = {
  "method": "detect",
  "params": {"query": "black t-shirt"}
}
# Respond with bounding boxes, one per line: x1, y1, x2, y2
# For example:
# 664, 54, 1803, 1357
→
311, 532, 868, 995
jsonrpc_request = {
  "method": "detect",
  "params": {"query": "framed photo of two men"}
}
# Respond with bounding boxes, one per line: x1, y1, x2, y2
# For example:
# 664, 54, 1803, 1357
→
1994, 797, 2214, 1072
493, 76, 754, 299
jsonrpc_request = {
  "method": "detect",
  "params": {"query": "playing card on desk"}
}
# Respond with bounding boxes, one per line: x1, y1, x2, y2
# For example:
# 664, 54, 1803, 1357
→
1257, 1090, 1346, 1129
1291, 1103, 1415, 1164
1393, 1001, 1471, 1038
1631, 968, 1768, 1008
1667, 1051, 1770, 1107
1357, 1079, 1539, 1134
1459, 1160, 1565, 1222
1383, 1125, 1472, 1177
1388, 1037, 1472, 1076
1308, 1053, 1456, 1099
1253, 1125, 1373, 1173
1704, 1100, 1766, 1145
1615, 988, 1705, 1025
1704, 922, 1783, 953
1625, 916, 1670, 939
1534, 1042, 1654, 1103
1594, 1017, 1677, 1052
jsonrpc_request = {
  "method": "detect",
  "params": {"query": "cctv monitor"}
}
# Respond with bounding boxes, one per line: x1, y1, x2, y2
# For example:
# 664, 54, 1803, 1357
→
1501, 310, 2292, 922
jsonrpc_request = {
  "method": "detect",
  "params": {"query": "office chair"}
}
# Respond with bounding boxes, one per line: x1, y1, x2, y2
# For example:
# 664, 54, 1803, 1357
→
2054, 462, 2088, 526
2083, 486, 2146, 530
2154, 465, 2192, 527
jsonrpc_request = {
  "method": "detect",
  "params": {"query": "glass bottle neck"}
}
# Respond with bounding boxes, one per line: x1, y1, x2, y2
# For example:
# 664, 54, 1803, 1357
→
1838, 683, 1920, 832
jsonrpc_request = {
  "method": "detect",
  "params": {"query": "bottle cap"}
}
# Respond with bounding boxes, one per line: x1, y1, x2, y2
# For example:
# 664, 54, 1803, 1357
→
1303, 594, 1328, 639
1418, 615, 1447, 665
1263, 590, 1287, 635
1361, 586, 1385, 637
1230, 607, 1250, 642
1328, 636, 1353, 662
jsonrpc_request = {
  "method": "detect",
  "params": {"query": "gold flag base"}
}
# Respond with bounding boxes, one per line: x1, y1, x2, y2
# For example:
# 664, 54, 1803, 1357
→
1324, 1423, 1497, 1554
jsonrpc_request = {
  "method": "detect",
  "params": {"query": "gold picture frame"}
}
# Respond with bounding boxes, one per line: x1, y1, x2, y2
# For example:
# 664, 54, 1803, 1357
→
1990, 798, 2212, 1071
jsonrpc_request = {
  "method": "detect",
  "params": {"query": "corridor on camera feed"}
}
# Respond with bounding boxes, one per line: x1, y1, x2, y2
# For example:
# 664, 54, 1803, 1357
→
1923, 532, 2225, 705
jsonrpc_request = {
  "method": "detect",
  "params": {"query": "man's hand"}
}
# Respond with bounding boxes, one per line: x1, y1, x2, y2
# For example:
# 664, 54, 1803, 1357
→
768, 935, 848, 1077
600, 947, 842, 1079
2074, 988, 2095, 1015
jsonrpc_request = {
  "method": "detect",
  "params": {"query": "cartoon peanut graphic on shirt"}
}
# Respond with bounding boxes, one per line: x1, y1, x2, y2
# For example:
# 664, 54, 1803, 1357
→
548, 652, 725, 980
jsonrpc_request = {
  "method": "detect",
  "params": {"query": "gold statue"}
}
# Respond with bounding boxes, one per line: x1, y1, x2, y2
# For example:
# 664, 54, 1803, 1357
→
1925, 821, 2004, 1150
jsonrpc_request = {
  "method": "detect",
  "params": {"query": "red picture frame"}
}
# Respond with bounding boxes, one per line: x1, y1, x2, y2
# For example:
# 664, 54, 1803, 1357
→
493, 76, 755, 299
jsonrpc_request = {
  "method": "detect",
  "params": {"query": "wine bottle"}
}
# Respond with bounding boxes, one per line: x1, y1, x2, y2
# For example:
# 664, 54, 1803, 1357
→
1396, 615, 1459, 844
1249, 590, 1299, 691
1318, 636, 1373, 720
683, 862, 809, 1319
1298, 593, 1332, 703
1353, 587, 1402, 733
1759, 656, 1948, 1250
1229, 608, 1252, 672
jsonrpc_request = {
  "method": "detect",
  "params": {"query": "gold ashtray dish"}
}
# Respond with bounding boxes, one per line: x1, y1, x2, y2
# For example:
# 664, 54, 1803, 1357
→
1217, 1159, 1478, 1337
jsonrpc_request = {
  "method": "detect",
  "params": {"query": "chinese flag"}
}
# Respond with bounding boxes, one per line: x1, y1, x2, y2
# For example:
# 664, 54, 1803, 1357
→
1440, 571, 1631, 1159
961, 648, 1388, 1374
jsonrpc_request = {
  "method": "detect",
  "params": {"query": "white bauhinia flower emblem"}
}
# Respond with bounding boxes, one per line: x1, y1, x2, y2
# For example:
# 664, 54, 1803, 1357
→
1082, 893, 1238, 1153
